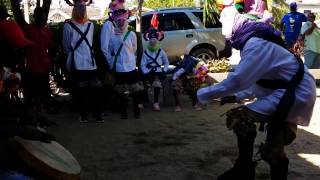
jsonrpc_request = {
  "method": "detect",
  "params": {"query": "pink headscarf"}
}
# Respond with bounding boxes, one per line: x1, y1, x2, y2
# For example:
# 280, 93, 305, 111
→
112, 8, 128, 21
112, 8, 128, 34
109, 0, 125, 12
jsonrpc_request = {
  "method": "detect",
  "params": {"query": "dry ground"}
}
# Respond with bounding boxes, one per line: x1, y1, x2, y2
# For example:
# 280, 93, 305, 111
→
46, 90, 320, 180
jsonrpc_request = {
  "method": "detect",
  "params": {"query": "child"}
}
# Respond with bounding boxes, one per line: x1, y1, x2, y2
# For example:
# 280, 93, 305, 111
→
106, 8, 142, 119
140, 27, 169, 111
24, 7, 55, 112
171, 55, 209, 112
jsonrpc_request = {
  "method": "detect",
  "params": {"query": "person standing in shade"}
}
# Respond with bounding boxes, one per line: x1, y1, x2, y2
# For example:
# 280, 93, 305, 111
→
106, 8, 142, 119
140, 27, 169, 111
63, 2, 104, 123
299, 12, 320, 69
280, 2, 307, 48
0, 5, 55, 179
24, 7, 55, 112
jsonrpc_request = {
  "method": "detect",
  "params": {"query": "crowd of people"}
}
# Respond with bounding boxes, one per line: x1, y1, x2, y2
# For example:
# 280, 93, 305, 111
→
0, 0, 319, 179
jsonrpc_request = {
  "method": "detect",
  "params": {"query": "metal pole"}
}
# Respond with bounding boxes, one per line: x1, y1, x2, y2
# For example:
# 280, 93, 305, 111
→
136, 0, 144, 32
136, 0, 144, 65
23, 0, 29, 23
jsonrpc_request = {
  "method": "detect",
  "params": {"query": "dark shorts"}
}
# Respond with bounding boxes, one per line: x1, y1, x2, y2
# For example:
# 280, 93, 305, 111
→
114, 70, 139, 85
230, 106, 297, 146
25, 72, 51, 99
72, 70, 101, 88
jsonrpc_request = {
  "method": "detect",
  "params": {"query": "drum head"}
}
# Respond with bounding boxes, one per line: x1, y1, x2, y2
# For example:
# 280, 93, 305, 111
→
15, 137, 81, 180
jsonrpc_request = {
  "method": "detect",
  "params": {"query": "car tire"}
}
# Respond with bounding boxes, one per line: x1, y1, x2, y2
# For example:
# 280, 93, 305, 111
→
190, 48, 216, 62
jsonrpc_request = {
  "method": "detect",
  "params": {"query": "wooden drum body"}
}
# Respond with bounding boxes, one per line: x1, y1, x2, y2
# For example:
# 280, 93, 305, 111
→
15, 137, 81, 180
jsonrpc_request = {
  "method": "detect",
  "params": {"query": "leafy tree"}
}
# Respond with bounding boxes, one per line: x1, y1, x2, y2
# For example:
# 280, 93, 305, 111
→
134, 0, 196, 9
203, 0, 218, 25
266, 0, 289, 29
0, 0, 11, 11
133, 0, 289, 31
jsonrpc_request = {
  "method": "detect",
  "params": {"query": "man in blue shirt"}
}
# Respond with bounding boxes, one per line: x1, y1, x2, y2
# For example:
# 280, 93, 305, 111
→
280, 2, 307, 48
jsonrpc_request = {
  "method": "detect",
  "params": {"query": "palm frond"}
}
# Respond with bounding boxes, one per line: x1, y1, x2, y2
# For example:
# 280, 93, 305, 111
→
203, 0, 218, 26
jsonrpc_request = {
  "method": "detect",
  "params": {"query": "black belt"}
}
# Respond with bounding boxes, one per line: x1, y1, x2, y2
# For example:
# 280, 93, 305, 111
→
256, 56, 304, 141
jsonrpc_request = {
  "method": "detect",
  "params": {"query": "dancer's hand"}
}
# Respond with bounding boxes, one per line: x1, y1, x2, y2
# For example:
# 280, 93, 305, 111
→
220, 96, 237, 106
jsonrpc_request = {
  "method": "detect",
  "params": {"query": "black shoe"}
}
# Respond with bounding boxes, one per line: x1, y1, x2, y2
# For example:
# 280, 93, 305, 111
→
270, 158, 289, 180
133, 106, 140, 119
134, 114, 140, 119
79, 115, 88, 123
218, 161, 256, 180
121, 114, 128, 119
95, 115, 105, 123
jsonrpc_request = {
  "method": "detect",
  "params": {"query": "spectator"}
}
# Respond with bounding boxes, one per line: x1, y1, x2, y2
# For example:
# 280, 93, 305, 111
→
106, 8, 142, 119
171, 55, 210, 112
63, 2, 104, 123
140, 28, 169, 111
299, 12, 320, 69
280, 2, 307, 48
0, 5, 55, 179
23, 7, 55, 112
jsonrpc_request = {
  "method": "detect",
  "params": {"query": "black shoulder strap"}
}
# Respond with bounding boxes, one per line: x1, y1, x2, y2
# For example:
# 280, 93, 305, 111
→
67, 21, 92, 51
112, 31, 131, 73
67, 21, 95, 68
144, 49, 162, 68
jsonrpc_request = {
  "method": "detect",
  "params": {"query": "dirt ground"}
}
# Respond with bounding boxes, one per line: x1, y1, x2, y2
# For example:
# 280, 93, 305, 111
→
46, 90, 320, 180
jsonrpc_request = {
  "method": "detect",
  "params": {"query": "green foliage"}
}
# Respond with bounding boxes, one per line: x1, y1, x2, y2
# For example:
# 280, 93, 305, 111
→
134, 0, 217, 27
0, 0, 12, 14
203, 0, 218, 26
267, 0, 289, 30
137, 0, 195, 9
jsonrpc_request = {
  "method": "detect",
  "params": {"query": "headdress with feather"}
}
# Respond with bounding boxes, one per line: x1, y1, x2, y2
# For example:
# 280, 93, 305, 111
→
143, 13, 164, 41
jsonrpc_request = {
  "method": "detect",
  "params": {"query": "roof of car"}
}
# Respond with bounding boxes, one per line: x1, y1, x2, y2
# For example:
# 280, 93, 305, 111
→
140, 7, 203, 16
156, 7, 203, 11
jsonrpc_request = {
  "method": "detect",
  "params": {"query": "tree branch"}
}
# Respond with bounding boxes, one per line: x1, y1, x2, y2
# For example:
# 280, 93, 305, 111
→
10, 0, 28, 28
42, 0, 52, 20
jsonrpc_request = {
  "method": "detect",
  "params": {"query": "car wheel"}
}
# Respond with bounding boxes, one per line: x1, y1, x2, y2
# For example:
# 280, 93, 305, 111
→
190, 48, 216, 62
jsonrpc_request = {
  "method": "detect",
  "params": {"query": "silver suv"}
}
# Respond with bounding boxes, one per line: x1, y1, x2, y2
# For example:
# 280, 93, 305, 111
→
129, 7, 230, 62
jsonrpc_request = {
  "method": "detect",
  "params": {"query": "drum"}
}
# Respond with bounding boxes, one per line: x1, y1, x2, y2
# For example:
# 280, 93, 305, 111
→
14, 137, 81, 180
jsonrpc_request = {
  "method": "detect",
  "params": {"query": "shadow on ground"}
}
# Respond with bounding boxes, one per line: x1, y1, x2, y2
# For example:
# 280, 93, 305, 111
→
47, 95, 320, 180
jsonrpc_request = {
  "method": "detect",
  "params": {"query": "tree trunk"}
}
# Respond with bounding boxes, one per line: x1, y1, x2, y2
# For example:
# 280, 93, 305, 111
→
136, 0, 144, 66
10, 0, 27, 28
23, 0, 30, 23
10, 0, 52, 28
42, 0, 52, 22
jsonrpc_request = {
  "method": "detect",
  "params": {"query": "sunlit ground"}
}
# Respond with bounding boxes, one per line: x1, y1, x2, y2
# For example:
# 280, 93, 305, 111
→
297, 88, 320, 168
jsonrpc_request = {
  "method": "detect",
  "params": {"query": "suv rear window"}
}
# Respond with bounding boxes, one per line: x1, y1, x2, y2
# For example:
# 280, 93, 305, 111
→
129, 12, 195, 32
158, 12, 195, 31
128, 14, 153, 33
192, 12, 222, 28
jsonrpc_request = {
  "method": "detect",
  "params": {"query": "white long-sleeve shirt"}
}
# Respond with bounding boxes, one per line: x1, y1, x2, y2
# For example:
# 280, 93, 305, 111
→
197, 37, 316, 126
140, 48, 169, 74
106, 31, 137, 72
100, 20, 114, 61
63, 20, 96, 71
